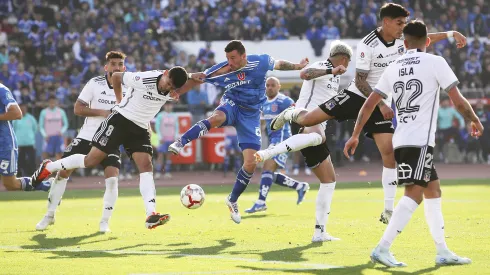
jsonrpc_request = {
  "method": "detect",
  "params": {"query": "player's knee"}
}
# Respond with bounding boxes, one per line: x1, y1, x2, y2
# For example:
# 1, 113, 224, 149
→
84, 156, 99, 168
242, 160, 256, 174
58, 170, 71, 179
208, 112, 226, 128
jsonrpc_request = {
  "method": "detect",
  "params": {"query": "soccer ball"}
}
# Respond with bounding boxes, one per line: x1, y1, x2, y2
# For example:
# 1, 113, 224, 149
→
180, 184, 205, 209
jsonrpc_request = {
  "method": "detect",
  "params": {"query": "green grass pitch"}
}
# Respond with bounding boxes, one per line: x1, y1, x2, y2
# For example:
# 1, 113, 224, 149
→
1, 179, 489, 274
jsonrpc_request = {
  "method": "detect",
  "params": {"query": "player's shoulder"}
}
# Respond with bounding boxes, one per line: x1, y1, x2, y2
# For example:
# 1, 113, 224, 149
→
248, 54, 273, 64
0, 83, 11, 94
277, 93, 294, 103
138, 70, 165, 79
360, 30, 380, 47
89, 75, 107, 86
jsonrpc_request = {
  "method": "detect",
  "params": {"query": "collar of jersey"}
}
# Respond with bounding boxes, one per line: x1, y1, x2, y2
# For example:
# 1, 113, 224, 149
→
105, 74, 113, 89
266, 93, 280, 103
375, 28, 396, 48
205, 62, 249, 80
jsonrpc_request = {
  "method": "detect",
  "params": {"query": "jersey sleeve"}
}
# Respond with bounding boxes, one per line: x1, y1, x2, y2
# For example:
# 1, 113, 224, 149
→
0, 88, 18, 110
77, 79, 93, 104
434, 57, 459, 92
281, 96, 295, 110
373, 70, 391, 100
355, 41, 372, 72
259, 54, 275, 72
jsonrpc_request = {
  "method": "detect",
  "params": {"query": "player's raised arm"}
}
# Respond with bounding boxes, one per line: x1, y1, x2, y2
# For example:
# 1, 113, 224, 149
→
111, 72, 124, 103
427, 31, 467, 48
175, 72, 206, 97
274, 58, 309, 71
300, 65, 346, 80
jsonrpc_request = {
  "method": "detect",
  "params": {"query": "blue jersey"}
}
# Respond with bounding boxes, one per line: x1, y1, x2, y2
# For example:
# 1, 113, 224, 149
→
262, 93, 294, 141
0, 84, 18, 151
204, 54, 275, 110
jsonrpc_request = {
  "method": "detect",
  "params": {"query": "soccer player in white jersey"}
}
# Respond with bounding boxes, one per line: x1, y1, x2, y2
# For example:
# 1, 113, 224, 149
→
345, 20, 483, 267
36, 51, 129, 232
268, 3, 467, 224
31, 66, 189, 230
256, 41, 352, 242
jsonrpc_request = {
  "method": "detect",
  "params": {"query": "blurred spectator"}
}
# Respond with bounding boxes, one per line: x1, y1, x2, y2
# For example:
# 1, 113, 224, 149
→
244, 10, 262, 31
437, 98, 465, 161
267, 20, 289, 40
359, 7, 377, 33
306, 24, 326, 57
323, 20, 340, 40
12, 103, 38, 176
39, 96, 68, 160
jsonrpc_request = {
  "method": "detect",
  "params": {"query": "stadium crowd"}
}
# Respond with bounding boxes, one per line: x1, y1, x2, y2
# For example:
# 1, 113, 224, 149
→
0, 0, 489, 176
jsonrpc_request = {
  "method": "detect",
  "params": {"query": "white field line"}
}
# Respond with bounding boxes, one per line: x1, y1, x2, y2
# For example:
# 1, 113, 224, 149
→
0, 245, 343, 270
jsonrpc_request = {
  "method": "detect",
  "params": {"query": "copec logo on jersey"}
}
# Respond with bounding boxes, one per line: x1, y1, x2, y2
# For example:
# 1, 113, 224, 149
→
374, 60, 395, 68
98, 98, 117, 105
143, 91, 165, 101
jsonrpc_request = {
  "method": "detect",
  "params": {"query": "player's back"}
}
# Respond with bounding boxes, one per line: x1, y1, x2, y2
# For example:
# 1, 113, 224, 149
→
263, 93, 293, 141
205, 54, 275, 110
0, 84, 17, 151
375, 49, 459, 148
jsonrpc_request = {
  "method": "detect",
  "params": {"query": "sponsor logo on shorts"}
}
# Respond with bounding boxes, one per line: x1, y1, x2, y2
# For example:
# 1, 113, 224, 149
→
99, 136, 109, 146
324, 100, 336, 110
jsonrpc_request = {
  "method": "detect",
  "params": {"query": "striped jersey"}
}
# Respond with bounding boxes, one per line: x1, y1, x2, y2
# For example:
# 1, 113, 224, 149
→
374, 49, 459, 148
347, 28, 405, 106
115, 70, 172, 129
296, 59, 340, 110
77, 75, 129, 140
0, 83, 17, 151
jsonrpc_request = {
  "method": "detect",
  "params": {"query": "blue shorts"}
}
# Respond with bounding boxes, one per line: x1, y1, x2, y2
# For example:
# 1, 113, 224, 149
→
269, 137, 289, 168
216, 97, 261, 151
43, 135, 64, 155
225, 135, 241, 153
0, 149, 18, 176
157, 141, 173, 153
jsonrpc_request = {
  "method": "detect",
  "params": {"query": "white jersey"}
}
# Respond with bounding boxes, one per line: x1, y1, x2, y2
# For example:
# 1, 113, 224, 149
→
296, 60, 340, 110
374, 49, 459, 148
347, 29, 405, 105
115, 70, 173, 129
77, 75, 129, 140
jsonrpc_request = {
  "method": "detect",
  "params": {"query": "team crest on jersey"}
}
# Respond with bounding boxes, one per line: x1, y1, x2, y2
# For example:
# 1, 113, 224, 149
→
398, 45, 404, 55
134, 76, 140, 81
271, 104, 278, 112
360, 52, 365, 58
237, 72, 245, 81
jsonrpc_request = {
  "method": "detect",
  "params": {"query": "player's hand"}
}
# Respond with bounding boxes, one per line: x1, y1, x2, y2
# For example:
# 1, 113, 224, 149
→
343, 136, 359, 159
189, 72, 206, 83
379, 104, 394, 120
299, 58, 309, 69
332, 65, 347, 75
169, 90, 180, 101
453, 31, 467, 48
470, 120, 484, 137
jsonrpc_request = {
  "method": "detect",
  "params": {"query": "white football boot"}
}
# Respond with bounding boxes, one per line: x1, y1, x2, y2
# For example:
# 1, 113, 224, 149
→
370, 245, 407, 267
225, 196, 241, 224
436, 250, 472, 265
36, 215, 55, 231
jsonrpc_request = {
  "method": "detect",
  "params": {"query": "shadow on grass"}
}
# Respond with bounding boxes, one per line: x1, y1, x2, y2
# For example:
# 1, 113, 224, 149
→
237, 261, 441, 274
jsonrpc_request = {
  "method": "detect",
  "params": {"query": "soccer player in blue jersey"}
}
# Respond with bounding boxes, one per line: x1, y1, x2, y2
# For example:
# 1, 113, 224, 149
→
170, 40, 308, 223
245, 77, 309, 214
0, 83, 51, 191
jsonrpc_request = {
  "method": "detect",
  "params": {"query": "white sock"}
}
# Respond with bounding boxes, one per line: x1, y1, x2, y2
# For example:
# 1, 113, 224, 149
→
46, 154, 86, 173
315, 182, 336, 233
379, 196, 419, 251
47, 175, 68, 216
101, 177, 119, 221
268, 133, 323, 156
139, 172, 156, 217
424, 198, 448, 253
382, 167, 397, 211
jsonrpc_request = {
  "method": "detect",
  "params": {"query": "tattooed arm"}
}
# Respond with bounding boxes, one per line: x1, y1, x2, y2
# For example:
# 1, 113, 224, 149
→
300, 65, 347, 80
355, 71, 389, 108
274, 58, 309, 71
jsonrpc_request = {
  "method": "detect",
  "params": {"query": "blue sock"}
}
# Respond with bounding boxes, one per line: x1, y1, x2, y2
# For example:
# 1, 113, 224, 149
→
164, 159, 172, 173
223, 155, 230, 174
273, 173, 300, 189
20, 177, 51, 192
258, 170, 273, 201
229, 167, 253, 202
181, 120, 211, 146
293, 164, 299, 170
155, 163, 163, 173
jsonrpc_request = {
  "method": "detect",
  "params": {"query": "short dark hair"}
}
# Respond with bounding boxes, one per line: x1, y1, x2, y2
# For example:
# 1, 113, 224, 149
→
403, 20, 428, 45
379, 3, 410, 19
168, 66, 188, 89
225, 40, 246, 55
105, 51, 126, 62
48, 96, 57, 101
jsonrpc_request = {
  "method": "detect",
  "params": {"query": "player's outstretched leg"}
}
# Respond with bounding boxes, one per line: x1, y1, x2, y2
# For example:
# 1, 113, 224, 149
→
226, 166, 253, 224
255, 133, 324, 162
2, 175, 52, 192
31, 154, 86, 185
169, 120, 211, 155
423, 181, 471, 265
